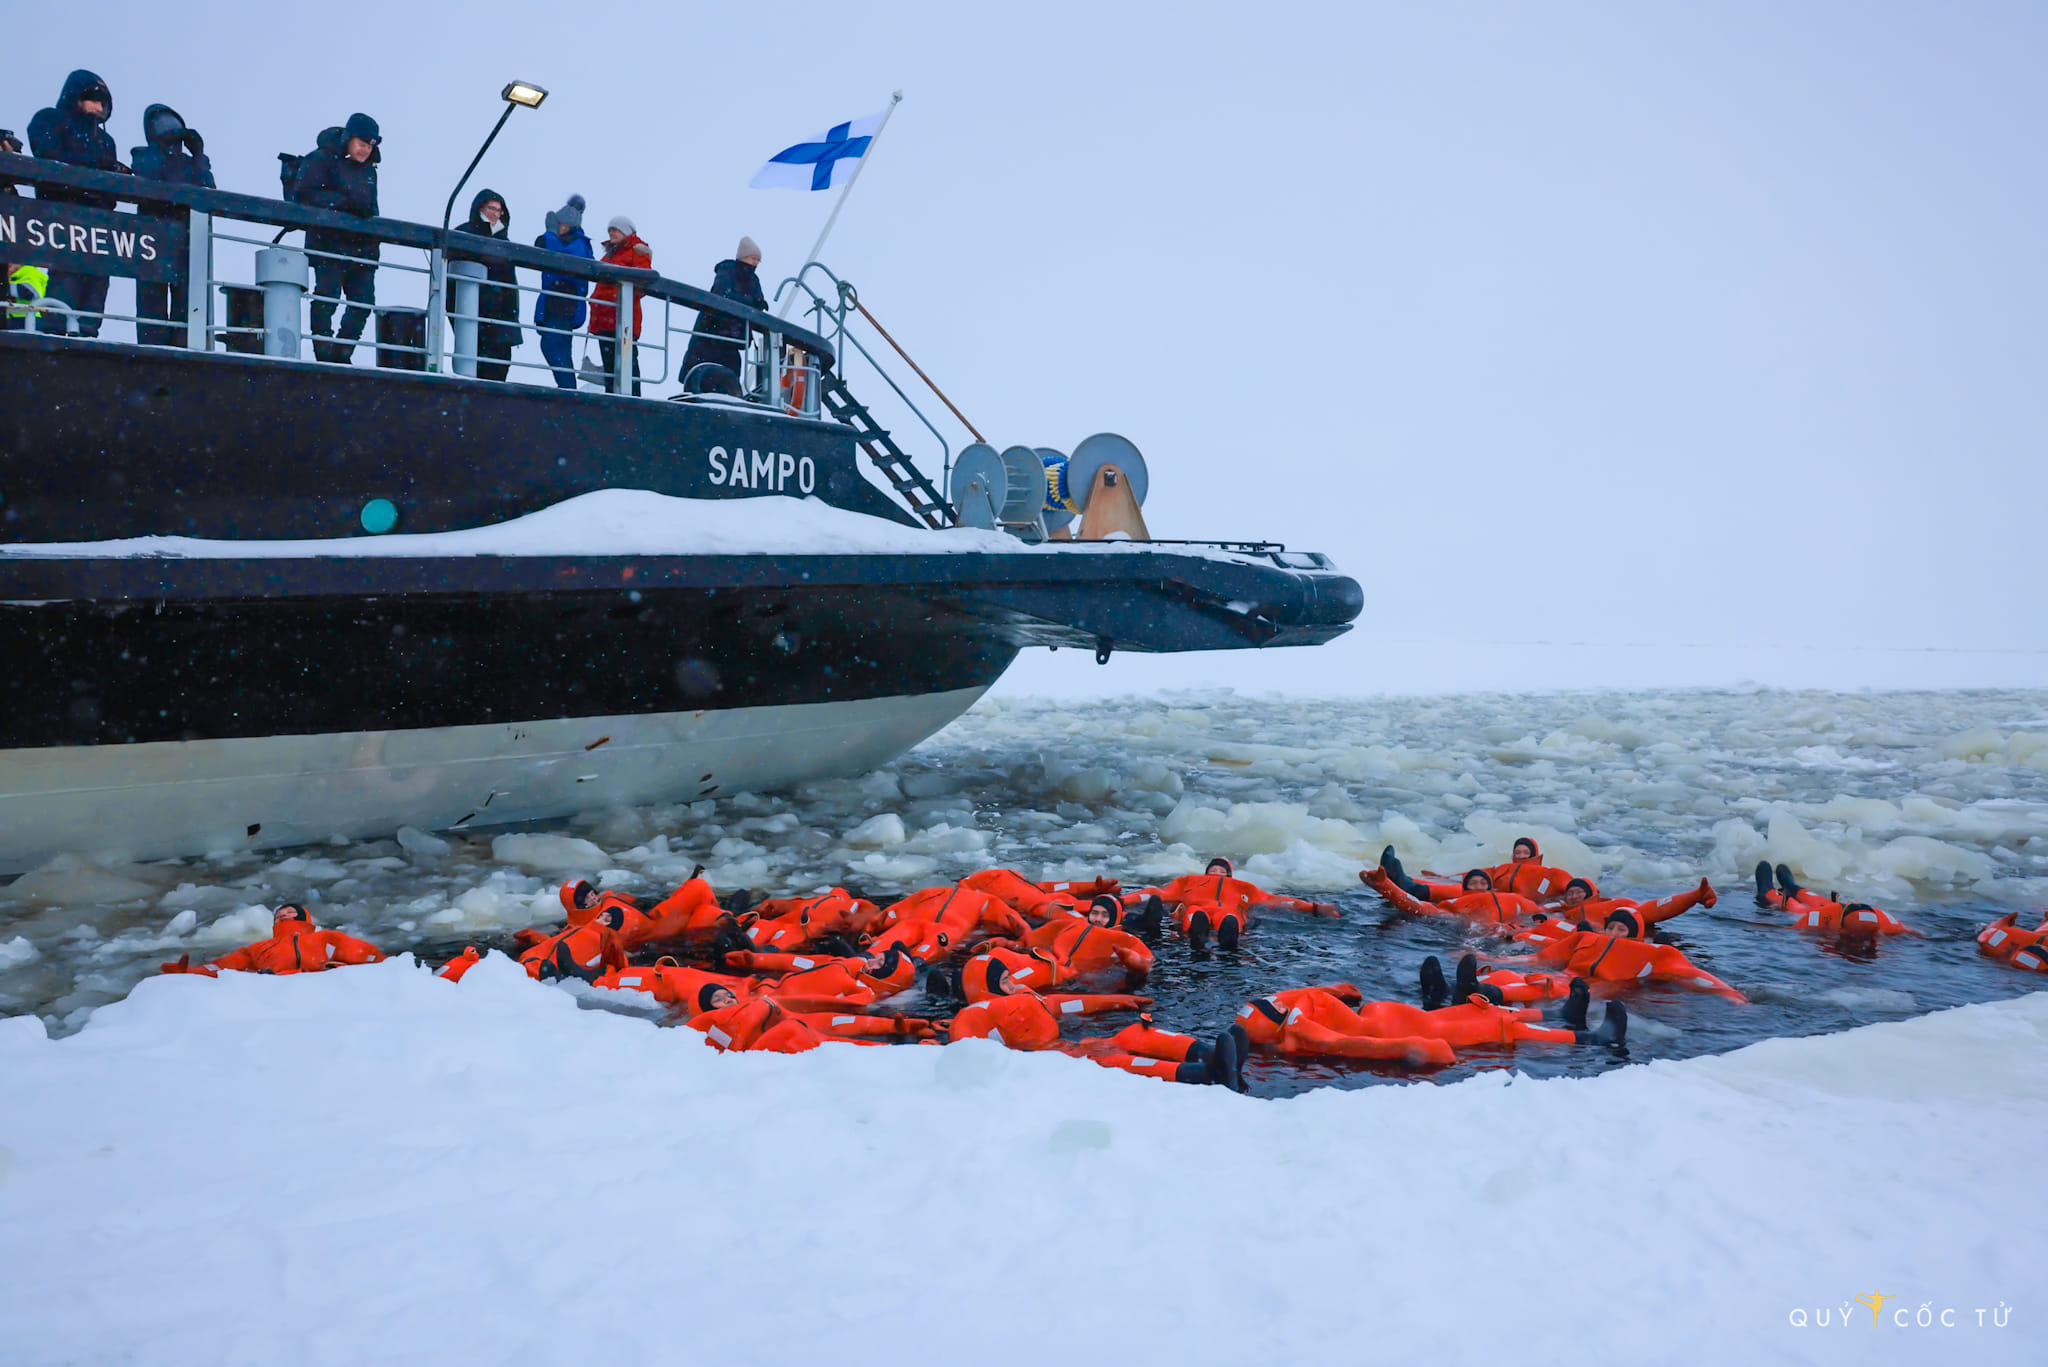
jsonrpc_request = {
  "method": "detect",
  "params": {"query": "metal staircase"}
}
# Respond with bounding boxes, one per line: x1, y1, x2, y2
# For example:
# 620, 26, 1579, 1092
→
818, 370, 956, 529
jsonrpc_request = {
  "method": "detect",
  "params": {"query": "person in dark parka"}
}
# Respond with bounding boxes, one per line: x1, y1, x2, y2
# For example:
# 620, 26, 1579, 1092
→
680, 235, 767, 390
27, 69, 128, 336
532, 194, 592, 389
448, 187, 521, 381
130, 104, 214, 346
291, 112, 381, 364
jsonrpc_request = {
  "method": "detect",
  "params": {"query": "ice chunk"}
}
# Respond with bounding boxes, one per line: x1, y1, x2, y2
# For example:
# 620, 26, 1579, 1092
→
0, 937, 40, 970
490, 834, 610, 873
395, 826, 453, 858
845, 814, 907, 849
3, 856, 164, 906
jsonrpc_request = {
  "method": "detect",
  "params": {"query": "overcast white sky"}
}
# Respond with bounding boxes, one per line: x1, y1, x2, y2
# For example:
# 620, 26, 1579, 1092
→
29, 1, 2047, 695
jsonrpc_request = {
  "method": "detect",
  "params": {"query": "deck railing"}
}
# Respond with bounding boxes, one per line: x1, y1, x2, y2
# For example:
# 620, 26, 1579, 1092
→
0, 151, 830, 415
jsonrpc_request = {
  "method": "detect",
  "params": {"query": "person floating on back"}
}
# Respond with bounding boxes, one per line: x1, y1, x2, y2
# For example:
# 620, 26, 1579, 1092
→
159, 904, 386, 977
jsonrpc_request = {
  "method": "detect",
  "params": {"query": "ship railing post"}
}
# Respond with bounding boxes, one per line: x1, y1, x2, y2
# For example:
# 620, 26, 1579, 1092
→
253, 245, 308, 359
185, 210, 212, 351
766, 328, 782, 408
425, 247, 448, 372
447, 259, 485, 378
613, 282, 633, 395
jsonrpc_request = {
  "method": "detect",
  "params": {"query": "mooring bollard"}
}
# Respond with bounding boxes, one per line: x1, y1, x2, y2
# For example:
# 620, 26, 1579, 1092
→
447, 259, 485, 378
253, 246, 308, 359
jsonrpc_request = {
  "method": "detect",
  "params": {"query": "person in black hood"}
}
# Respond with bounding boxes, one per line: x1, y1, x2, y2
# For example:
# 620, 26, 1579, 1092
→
130, 104, 214, 347
680, 235, 767, 390
27, 69, 129, 336
291, 112, 381, 364
447, 187, 522, 381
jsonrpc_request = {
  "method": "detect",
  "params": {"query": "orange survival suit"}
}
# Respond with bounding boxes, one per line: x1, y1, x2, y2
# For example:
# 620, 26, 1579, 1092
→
159, 905, 387, 977
1977, 913, 2048, 973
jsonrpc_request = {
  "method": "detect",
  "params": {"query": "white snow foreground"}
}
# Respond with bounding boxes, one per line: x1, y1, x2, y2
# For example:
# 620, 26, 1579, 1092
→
0, 961, 2040, 1367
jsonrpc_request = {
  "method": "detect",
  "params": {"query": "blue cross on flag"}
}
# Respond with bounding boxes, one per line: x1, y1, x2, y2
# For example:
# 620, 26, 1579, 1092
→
750, 109, 888, 191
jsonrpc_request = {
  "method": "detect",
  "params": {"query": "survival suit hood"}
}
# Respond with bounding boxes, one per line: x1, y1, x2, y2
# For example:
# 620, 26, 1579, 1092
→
1604, 909, 1643, 937
1205, 857, 1234, 876
1512, 837, 1540, 861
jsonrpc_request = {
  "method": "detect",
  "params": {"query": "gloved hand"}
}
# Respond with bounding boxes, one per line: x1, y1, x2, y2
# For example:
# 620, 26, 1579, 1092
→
159, 953, 192, 974
182, 128, 205, 156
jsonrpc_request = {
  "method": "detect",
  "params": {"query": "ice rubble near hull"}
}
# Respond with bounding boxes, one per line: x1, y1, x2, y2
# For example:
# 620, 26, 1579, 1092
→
0, 961, 2041, 1366
0, 688, 987, 871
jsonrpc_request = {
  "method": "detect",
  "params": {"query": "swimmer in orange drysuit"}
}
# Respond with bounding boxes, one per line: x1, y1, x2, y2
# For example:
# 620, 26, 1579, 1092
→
1126, 858, 1337, 950
944, 985, 1153, 1048
687, 991, 939, 1053
1418, 951, 1576, 1009
724, 943, 925, 1008
874, 884, 1031, 944
519, 905, 630, 983
1753, 863, 1918, 937
1361, 861, 1546, 927
983, 896, 1155, 985
540, 873, 739, 949
596, 958, 758, 1011
1555, 876, 1715, 933
1504, 915, 1746, 1000
743, 887, 883, 952
437, 946, 485, 981
158, 904, 387, 977
942, 988, 1238, 1084
1063, 1017, 1248, 1089
1977, 912, 2048, 973
960, 868, 1120, 921
955, 946, 1076, 1001
1383, 838, 1584, 905
1233, 986, 1457, 1066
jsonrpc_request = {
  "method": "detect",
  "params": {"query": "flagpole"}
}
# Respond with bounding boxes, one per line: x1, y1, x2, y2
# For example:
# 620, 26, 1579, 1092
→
779, 90, 903, 318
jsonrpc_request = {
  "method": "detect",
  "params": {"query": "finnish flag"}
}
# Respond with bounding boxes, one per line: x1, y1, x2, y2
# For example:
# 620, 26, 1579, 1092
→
750, 109, 887, 191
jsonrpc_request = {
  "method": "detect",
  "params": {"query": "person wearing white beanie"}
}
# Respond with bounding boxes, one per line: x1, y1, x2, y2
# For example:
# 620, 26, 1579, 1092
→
591, 214, 650, 394
679, 235, 769, 392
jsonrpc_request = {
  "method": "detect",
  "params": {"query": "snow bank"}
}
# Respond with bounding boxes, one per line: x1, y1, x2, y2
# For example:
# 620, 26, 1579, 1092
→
0, 963, 2039, 1365
0, 489, 1275, 564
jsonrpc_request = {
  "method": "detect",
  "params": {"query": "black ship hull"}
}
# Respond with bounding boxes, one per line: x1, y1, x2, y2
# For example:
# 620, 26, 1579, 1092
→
0, 228, 1359, 870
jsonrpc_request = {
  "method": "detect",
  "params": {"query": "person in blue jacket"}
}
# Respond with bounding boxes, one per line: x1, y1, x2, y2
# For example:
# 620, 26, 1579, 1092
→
28, 69, 128, 336
532, 193, 592, 389
130, 104, 214, 346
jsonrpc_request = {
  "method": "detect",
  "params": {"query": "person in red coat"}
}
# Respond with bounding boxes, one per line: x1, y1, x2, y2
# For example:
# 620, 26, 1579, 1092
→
589, 215, 651, 394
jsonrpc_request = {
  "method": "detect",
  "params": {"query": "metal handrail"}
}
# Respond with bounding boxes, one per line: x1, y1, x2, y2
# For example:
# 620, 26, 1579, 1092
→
772, 262, 953, 481
0, 151, 837, 368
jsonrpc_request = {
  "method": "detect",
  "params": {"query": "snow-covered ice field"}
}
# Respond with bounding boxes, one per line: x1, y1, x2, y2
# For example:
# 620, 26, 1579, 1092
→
1, 954, 2040, 1366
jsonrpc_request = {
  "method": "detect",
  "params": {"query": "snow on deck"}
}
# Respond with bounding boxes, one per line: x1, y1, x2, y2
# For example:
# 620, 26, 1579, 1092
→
0, 489, 1259, 563
0, 960, 2040, 1365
